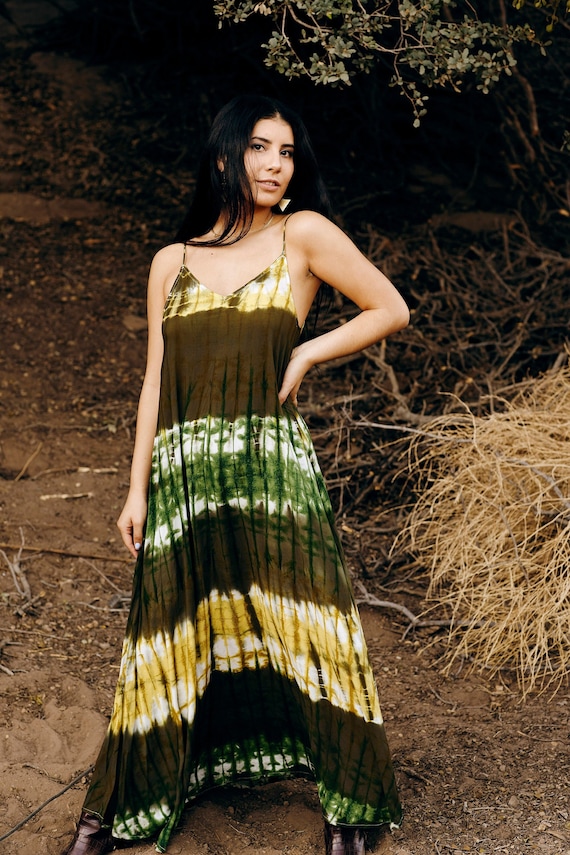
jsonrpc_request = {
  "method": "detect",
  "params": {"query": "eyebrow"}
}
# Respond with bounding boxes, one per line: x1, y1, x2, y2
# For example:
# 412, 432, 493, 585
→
251, 135, 294, 148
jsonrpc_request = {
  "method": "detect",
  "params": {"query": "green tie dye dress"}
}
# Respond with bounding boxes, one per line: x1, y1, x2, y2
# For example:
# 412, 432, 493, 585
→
83, 229, 402, 852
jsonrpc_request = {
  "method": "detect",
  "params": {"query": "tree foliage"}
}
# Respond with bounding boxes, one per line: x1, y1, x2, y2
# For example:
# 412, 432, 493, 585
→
512, 0, 570, 31
213, 0, 538, 123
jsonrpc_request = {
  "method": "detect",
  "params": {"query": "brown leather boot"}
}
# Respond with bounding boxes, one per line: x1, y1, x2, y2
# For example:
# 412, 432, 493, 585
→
324, 821, 366, 855
61, 812, 115, 855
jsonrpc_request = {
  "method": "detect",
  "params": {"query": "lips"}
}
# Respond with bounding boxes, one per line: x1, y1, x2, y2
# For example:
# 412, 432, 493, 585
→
257, 180, 280, 190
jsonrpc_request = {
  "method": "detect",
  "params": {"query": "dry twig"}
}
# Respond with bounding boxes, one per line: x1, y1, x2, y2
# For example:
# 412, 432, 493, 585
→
0, 528, 36, 616
0, 542, 131, 563
14, 442, 43, 481
400, 362, 570, 695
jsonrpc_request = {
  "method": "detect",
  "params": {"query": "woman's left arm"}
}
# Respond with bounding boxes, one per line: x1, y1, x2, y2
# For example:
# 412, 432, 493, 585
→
279, 212, 410, 404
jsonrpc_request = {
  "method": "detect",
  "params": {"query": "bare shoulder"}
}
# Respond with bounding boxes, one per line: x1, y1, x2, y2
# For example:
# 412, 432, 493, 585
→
147, 242, 185, 297
288, 211, 363, 267
150, 242, 185, 273
285, 211, 353, 254
285, 210, 337, 239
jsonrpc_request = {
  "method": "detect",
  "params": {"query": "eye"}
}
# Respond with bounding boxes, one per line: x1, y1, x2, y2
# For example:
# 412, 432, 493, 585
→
281, 149, 294, 158
251, 143, 264, 151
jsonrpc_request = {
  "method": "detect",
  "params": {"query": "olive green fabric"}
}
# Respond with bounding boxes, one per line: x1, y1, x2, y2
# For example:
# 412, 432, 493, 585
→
83, 247, 402, 852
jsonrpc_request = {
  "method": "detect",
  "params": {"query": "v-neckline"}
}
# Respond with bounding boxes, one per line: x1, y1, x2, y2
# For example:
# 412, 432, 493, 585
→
181, 251, 285, 300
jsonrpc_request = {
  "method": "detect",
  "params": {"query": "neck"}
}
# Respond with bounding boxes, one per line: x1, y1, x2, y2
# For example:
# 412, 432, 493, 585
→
212, 210, 275, 239
250, 210, 275, 233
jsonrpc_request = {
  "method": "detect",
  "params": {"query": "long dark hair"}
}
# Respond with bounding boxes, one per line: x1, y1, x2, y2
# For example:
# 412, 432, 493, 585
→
175, 94, 332, 244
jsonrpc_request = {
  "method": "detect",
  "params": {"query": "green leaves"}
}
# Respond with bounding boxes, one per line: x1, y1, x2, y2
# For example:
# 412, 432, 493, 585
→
512, 0, 569, 32
212, 0, 538, 122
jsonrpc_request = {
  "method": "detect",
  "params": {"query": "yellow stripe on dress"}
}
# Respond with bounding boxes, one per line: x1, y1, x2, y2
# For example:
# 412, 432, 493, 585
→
108, 584, 383, 738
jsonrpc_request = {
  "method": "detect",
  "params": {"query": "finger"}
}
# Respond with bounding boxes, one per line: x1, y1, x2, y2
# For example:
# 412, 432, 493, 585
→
117, 519, 136, 558
122, 531, 137, 558
133, 527, 144, 553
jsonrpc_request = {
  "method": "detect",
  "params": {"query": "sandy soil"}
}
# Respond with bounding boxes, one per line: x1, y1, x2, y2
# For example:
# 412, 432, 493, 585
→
0, 11, 569, 855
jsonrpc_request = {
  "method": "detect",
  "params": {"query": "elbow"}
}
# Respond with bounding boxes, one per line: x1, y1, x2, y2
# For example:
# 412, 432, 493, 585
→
393, 298, 410, 332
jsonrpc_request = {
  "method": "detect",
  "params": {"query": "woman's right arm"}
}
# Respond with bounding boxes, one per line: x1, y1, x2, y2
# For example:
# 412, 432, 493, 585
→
116, 246, 179, 557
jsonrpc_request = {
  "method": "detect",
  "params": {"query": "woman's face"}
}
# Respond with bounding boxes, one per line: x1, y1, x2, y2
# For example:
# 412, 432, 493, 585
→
244, 116, 295, 209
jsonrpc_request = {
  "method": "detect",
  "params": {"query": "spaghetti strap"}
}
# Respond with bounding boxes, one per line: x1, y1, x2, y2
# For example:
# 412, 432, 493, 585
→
282, 214, 293, 253
182, 242, 188, 267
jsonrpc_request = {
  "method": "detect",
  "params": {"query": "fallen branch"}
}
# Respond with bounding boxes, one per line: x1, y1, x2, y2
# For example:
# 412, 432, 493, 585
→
354, 581, 481, 640
79, 558, 128, 592
0, 765, 95, 843
76, 600, 130, 612
40, 492, 94, 501
355, 580, 420, 625
0, 528, 34, 615
31, 465, 118, 480
14, 442, 43, 481
0, 543, 131, 563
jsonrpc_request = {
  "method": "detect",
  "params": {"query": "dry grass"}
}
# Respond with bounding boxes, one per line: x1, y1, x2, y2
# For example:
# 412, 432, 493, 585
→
402, 359, 570, 695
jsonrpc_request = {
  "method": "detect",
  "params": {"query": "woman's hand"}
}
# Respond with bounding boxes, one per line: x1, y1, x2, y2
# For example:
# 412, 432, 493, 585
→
117, 491, 148, 559
278, 345, 313, 405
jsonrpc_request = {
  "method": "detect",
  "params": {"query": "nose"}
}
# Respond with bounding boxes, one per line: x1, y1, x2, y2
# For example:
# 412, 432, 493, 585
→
267, 146, 282, 171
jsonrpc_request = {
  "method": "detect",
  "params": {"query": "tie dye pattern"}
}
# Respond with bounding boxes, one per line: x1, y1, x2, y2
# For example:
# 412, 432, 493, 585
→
82, 244, 402, 852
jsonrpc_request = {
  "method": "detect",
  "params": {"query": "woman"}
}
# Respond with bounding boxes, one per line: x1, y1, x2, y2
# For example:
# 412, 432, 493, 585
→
63, 94, 409, 855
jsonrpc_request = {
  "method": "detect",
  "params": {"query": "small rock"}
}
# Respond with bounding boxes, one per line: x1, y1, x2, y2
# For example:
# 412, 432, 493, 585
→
122, 313, 148, 333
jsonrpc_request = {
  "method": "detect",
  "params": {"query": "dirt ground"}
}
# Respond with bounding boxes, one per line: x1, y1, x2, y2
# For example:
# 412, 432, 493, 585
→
0, 8, 569, 855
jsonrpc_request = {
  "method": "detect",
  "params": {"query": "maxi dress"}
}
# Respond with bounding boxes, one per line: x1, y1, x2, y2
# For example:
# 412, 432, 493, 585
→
83, 229, 402, 852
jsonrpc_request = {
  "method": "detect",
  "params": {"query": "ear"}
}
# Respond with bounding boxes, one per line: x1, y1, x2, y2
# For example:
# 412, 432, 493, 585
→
217, 158, 225, 173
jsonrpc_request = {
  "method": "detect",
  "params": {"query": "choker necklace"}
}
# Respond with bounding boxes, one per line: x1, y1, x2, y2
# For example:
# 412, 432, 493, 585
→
212, 212, 275, 239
